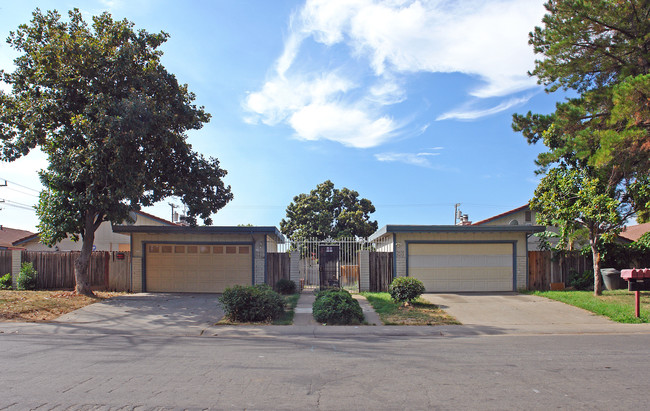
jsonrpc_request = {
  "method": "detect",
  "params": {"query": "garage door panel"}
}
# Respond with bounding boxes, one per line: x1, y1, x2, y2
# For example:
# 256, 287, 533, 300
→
408, 243, 514, 292
146, 243, 252, 293
409, 254, 511, 268
409, 243, 512, 256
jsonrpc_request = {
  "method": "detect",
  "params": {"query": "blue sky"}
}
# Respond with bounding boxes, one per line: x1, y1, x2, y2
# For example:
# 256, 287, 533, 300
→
0, 0, 563, 232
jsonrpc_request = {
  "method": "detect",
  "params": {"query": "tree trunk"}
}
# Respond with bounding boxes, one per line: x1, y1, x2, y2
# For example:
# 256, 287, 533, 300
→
589, 235, 603, 296
74, 211, 97, 297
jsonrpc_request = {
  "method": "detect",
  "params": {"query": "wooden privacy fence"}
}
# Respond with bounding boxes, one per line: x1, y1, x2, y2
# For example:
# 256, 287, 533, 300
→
0, 250, 11, 276
369, 251, 393, 292
266, 252, 290, 288
528, 251, 590, 290
20, 251, 131, 291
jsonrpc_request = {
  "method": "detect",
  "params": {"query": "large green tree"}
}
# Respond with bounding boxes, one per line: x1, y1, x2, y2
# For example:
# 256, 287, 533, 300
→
0, 9, 233, 295
513, 0, 650, 295
280, 180, 378, 240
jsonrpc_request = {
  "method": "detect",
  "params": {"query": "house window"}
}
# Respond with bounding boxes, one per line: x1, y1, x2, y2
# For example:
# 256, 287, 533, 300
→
525, 210, 532, 222
239, 246, 250, 254
174, 245, 185, 253
148, 245, 160, 253
187, 245, 198, 254
199, 245, 210, 254
213, 245, 224, 254
226, 246, 237, 254
161, 245, 173, 253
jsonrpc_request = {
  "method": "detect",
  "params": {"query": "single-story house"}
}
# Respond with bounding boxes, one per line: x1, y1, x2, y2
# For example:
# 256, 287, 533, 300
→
0, 227, 34, 249
472, 204, 558, 251
13, 210, 175, 252
369, 224, 544, 292
112, 225, 284, 293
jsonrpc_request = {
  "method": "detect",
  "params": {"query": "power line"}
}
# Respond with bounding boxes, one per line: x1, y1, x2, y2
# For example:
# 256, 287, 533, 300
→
1, 202, 35, 212
0, 178, 41, 193
2, 199, 35, 209
4, 186, 40, 198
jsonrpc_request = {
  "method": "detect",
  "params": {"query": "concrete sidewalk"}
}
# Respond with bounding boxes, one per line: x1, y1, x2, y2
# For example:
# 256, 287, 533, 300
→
293, 291, 382, 326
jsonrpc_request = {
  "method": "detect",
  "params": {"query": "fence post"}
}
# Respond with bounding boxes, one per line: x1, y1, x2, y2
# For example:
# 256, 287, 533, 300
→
11, 249, 22, 289
359, 250, 370, 292
290, 250, 300, 291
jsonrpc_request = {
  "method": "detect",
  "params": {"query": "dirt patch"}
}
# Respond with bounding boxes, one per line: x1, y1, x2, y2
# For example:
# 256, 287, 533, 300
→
383, 304, 461, 326
0, 290, 124, 322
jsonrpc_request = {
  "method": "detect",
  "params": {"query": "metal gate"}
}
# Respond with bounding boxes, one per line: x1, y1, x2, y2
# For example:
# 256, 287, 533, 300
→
319, 245, 340, 288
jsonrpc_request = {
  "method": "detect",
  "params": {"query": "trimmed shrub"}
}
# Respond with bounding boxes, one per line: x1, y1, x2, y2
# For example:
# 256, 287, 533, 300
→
275, 278, 297, 295
16, 262, 37, 291
312, 288, 364, 325
568, 269, 593, 291
0, 273, 12, 290
219, 284, 285, 322
389, 277, 425, 304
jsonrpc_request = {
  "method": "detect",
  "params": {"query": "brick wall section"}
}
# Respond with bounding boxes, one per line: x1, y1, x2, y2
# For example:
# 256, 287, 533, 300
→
11, 249, 21, 289
359, 250, 370, 292
290, 251, 300, 290
254, 237, 265, 285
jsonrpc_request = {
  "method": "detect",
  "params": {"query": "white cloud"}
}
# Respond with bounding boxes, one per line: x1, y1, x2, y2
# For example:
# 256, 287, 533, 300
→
375, 149, 441, 167
436, 95, 533, 121
301, 0, 544, 96
290, 103, 397, 148
245, 0, 546, 147
246, 72, 354, 126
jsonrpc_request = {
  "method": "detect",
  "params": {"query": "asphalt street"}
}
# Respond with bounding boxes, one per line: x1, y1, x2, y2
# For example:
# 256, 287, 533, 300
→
2, 330, 650, 410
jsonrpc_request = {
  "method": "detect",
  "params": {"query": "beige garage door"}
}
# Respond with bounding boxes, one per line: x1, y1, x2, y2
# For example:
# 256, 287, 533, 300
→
145, 243, 252, 293
408, 243, 513, 292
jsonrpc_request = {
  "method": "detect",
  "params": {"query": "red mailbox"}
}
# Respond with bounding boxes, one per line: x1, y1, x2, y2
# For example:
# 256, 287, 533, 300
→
620, 268, 650, 318
621, 268, 650, 281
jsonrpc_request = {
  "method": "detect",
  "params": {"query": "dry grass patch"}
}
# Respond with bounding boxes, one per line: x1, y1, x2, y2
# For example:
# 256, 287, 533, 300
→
0, 290, 123, 322
362, 292, 461, 326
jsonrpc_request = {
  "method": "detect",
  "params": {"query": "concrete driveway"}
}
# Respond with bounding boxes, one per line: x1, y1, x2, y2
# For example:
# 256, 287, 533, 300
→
51, 293, 224, 336
420, 292, 649, 335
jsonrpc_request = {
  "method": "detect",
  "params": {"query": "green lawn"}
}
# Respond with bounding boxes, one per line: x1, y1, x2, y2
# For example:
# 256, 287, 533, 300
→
361, 292, 460, 326
529, 290, 650, 323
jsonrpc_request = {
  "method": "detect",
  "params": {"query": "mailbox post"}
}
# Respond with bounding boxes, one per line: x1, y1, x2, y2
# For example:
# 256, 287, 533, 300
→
620, 269, 650, 318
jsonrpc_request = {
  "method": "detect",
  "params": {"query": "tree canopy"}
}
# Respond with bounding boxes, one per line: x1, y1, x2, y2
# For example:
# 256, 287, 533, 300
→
0, 9, 233, 294
280, 180, 378, 240
512, 0, 650, 295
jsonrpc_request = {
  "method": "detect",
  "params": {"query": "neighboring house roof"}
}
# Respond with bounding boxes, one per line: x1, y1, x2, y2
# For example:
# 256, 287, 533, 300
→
113, 225, 286, 243
130, 210, 177, 226
369, 224, 545, 242
472, 204, 530, 226
619, 223, 650, 242
0, 227, 35, 249
11, 210, 175, 246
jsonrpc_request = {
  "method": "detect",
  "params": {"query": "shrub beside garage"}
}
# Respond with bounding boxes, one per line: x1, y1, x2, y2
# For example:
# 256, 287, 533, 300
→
219, 284, 285, 323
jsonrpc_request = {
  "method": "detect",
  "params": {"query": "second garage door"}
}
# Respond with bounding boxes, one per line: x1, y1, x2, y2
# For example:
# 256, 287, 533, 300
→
145, 243, 252, 293
408, 242, 514, 292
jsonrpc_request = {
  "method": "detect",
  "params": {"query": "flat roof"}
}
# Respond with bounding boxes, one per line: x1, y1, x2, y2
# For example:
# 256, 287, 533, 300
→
112, 225, 285, 242
369, 224, 546, 241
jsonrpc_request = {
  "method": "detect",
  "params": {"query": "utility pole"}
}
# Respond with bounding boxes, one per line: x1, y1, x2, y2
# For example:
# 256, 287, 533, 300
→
168, 202, 178, 223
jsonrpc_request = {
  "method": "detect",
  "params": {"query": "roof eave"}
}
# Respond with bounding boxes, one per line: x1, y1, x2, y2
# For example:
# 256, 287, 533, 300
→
112, 225, 285, 243
369, 224, 546, 241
